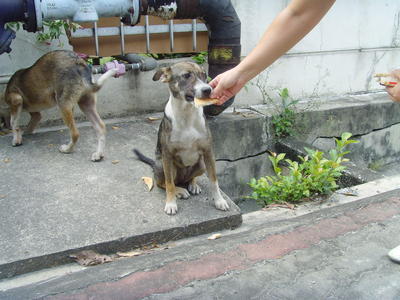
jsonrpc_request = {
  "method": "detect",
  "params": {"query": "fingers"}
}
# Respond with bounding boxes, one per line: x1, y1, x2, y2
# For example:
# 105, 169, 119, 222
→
211, 86, 234, 105
216, 94, 231, 105
386, 86, 400, 102
210, 76, 223, 99
383, 69, 400, 102
209, 76, 219, 89
209, 68, 242, 105
390, 69, 400, 80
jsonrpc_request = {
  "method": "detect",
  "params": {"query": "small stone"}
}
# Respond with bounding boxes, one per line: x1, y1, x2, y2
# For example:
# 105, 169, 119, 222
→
388, 245, 400, 263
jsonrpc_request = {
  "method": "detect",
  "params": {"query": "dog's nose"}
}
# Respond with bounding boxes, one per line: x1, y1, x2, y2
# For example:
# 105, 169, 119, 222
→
201, 86, 212, 97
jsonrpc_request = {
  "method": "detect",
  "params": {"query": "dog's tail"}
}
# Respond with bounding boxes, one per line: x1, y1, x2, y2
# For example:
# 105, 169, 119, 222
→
133, 148, 156, 168
91, 69, 118, 92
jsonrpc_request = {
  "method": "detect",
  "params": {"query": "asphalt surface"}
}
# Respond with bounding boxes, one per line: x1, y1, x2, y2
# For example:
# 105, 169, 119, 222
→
1, 187, 400, 300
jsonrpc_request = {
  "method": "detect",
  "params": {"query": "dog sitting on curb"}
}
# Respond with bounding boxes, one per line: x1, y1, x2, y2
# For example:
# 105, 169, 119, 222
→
134, 62, 230, 215
2, 50, 116, 161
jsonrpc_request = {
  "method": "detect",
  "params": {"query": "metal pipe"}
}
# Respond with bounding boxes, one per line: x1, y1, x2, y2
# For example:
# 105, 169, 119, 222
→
72, 23, 207, 38
120, 22, 125, 55
169, 20, 174, 53
0, 0, 241, 115
192, 19, 197, 52
145, 15, 151, 53
0, 0, 36, 53
36, 0, 140, 27
142, 0, 241, 116
93, 22, 100, 56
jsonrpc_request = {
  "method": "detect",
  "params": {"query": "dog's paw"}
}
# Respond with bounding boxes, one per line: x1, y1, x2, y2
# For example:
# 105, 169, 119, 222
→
176, 187, 190, 199
188, 182, 201, 195
164, 201, 178, 215
215, 197, 229, 211
59, 144, 74, 154
91, 152, 104, 162
12, 139, 22, 147
12, 134, 22, 146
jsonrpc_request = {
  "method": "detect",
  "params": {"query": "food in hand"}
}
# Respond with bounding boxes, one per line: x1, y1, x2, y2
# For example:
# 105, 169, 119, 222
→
374, 73, 397, 87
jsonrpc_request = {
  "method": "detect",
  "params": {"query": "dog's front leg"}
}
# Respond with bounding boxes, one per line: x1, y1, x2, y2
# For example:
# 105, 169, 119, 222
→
203, 149, 229, 211
8, 93, 23, 146
162, 155, 179, 215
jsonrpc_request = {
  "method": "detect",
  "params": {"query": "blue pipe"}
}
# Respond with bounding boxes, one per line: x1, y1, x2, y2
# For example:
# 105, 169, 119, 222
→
0, 0, 37, 53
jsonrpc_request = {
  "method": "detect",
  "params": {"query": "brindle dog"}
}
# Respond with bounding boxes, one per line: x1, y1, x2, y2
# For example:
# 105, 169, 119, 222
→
134, 62, 229, 215
2, 50, 116, 161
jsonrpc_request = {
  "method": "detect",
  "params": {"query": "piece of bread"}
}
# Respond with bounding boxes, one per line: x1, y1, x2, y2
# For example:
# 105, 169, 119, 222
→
194, 97, 219, 107
374, 73, 397, 87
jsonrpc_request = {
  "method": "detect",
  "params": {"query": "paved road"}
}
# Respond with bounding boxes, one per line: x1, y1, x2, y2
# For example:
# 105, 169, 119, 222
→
1, 189, 400, 300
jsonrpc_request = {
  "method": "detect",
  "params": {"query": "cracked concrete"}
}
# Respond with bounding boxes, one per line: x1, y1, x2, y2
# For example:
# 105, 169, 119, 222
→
211, 93, 400, 203
364, 52, 386, 91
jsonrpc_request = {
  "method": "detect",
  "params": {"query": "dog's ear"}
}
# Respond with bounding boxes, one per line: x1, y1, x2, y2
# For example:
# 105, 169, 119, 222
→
153, 67, 172, 82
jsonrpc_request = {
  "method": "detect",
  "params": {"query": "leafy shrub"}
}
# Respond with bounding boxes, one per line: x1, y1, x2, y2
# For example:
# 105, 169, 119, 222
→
6, 20, 80, 45
272, 88, 299, 138
191, 51, 208, 64
37, 20, 80, 44
249, 132, 358, 206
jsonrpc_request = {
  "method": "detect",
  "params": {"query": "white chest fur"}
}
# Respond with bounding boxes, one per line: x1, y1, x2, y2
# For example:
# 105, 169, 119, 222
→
165, 96, 208, 166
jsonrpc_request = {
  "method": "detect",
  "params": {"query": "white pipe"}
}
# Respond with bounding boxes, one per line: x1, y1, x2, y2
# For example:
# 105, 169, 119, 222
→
36, 0, 140, 28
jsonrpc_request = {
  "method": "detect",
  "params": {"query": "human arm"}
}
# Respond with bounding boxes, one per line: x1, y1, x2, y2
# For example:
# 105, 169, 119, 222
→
386, 69, 400, 102
210, 0, 336, 104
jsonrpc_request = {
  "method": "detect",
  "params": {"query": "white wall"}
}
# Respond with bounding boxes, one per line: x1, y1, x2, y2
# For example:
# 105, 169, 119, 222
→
1, 0, 399, 120
231, 0, 400, 105
0, 31, 72, 79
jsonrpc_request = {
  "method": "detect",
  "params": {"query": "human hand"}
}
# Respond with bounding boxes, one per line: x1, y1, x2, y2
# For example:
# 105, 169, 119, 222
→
386, 69, 400, 102
209, 67, 248, 105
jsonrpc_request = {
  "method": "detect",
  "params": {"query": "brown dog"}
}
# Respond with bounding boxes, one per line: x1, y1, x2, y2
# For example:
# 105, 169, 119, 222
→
134, 62, 229, 215
2, 50, 116, 161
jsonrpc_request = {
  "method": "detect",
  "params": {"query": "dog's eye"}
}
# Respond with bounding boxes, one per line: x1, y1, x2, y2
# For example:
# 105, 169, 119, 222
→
183, 73, 191, 79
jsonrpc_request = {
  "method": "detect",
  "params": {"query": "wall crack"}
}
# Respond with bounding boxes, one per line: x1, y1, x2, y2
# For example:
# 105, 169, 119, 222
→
217, 149, 270, 163
311, 120, 400, 145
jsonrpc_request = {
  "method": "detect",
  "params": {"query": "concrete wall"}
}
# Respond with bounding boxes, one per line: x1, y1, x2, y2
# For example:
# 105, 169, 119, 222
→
0, 31, 72, 79
232, 0, 400, 105
1, 0, 400, 125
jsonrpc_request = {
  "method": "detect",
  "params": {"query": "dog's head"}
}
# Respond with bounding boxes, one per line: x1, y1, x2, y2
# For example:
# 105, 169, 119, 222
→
153, 62, 211, 103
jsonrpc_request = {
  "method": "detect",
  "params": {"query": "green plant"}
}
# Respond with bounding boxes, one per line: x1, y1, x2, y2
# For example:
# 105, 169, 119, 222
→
272, 88, 299, 138
250, 76, 299, 137
5, 22, 22, 31
37, 20, 80, 44
249, 132, 359, 206
6, 20, 80, 45
191, 51, 208, 64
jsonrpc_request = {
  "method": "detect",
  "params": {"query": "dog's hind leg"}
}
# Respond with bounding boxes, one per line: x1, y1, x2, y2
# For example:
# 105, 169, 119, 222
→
25, 112, 42, 134
186, 160, 206, 195
78, 94, 106, 161
7, 92, 23, 146
59, 104, 79, 154
187, 177, 202, 195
